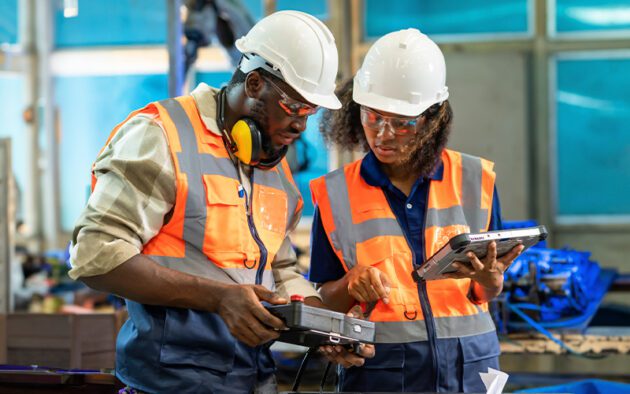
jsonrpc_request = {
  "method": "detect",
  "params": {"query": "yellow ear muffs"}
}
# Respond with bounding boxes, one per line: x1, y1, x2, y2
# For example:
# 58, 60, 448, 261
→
230, 118, 262, 166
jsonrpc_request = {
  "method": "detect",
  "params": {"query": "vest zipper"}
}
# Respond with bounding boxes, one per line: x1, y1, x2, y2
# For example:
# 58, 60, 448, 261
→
418, 260, 440, 391
242, 171, 268, 286
383, 191, 440, 392
419, 191, 441, 392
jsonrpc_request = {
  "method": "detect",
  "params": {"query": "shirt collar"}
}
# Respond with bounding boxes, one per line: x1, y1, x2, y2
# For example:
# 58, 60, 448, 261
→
190, 83, 253, 172
360, 150, 444, 187
190, 82, 222, 137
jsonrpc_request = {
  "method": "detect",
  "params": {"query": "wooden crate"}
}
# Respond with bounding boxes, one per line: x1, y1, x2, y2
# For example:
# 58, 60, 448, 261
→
6, 313, 117, 369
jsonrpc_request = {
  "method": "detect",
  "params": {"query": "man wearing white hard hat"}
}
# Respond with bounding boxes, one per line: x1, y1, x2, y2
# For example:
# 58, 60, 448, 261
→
69, 11, 341, 393
310, 29, 523, 392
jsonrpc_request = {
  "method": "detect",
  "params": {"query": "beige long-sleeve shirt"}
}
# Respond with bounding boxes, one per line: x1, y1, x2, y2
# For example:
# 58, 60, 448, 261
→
69, 83, 319, 300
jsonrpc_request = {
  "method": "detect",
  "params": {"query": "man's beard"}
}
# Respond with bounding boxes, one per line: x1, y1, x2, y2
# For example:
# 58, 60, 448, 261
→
249, 99, 282, 156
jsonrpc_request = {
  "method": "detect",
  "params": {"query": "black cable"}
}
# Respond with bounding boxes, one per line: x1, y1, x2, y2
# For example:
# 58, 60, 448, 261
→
292, 347, 318, 392
319, 361, 333, 393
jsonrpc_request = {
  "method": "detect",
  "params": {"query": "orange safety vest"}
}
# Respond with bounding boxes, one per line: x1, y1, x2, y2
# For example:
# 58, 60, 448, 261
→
310, 149, 496, 343
92, 95, 303, 289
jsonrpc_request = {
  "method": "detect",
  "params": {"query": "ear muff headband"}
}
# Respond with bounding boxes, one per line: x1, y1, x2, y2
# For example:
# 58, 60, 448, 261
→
256, 145, 288, 170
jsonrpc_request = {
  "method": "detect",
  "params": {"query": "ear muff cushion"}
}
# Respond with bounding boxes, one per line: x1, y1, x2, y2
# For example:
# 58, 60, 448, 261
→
231, 118, 262, 165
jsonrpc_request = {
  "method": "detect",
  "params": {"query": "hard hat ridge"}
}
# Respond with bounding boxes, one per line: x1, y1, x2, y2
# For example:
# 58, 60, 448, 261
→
235, 10, 341, 109
353, 28, 449, 117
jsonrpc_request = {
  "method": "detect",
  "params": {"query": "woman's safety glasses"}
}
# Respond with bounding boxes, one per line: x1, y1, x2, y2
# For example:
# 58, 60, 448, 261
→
265, 77, 319, 117
360, 106, 421, 136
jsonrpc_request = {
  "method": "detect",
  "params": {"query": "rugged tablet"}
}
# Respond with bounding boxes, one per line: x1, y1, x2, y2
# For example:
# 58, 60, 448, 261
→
413, 226, 548, 281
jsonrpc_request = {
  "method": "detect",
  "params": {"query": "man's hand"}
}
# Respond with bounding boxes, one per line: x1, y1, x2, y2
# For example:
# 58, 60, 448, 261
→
443, 241, 524, 300
319, 343, 376, 368
346, 265, 391, 304
318, 305, 375, 368
216, 284, 288, 347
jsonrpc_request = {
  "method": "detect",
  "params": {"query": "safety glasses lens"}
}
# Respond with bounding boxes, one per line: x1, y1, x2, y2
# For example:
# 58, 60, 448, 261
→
279, 100, 319, 117
360, 107, 418, 135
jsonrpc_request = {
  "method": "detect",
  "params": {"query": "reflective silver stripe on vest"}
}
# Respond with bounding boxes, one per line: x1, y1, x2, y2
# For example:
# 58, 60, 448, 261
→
354, 218, 404, 244
252, 165, 285, 189
161, 100, 238, 181
160, 98, 219, 258
276, 163, 303, 230
426, 206, 467, 228
144, 98, 286, 290
324, 169, 357, 266
324, 169, 405, 270
151, 254, 274, 290
425, 153, 487, 231
461, 153, 488, 232
373, 311, 495, 343
434, 311, 496, 338
253, 167, 285, 194
374, 320, 429, 343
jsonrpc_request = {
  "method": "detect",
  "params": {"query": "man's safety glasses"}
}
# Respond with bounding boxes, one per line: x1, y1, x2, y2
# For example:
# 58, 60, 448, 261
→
265, 77, 319, 117
360, 106, 421, 136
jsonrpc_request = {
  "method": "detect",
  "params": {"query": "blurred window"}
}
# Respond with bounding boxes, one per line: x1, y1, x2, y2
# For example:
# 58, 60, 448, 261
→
55, 73, 168, 231
276, 0, 328, 20
554, 54, 630, 221
194, 70, 232, 88
551, 0, 630, 37
240, 0, 264, 20
55, 0, 167, 48
364, 0, 530, 40
292, 111, 328, 217
241, 0, 328, 21
0, 0, 19, 44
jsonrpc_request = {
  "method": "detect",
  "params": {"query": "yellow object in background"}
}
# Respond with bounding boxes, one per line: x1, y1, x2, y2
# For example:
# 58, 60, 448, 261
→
41, 295, 64, 313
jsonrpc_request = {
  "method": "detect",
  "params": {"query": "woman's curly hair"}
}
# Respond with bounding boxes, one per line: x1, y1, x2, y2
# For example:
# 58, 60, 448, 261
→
319, 78, 364, 150
320, 78, 454, 177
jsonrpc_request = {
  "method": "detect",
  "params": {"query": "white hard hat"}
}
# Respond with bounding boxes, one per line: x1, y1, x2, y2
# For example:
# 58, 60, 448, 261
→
353, 28, 449, 117
235, 10, 341, 110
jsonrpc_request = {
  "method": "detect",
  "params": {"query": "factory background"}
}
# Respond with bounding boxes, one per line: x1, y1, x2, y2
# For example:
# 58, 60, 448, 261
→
0, 0, 629, 392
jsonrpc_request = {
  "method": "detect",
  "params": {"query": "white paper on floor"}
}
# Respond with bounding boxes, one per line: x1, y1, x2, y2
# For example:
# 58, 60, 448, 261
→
480, 367, 509, 394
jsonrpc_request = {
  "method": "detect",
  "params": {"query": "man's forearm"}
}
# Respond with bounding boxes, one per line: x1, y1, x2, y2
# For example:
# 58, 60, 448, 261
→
79, 254, 228, 312
317, 276, 355, 313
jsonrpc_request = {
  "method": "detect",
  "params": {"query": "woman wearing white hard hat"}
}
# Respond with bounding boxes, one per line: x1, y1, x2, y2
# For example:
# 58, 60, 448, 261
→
310, 29, 523, 392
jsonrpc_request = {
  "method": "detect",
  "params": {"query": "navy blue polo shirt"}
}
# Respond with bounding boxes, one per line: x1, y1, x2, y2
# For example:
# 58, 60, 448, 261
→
309, 151, 503, 283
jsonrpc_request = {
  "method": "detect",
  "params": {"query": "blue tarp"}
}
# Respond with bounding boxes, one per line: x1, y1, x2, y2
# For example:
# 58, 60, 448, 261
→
517, 379, 630, 394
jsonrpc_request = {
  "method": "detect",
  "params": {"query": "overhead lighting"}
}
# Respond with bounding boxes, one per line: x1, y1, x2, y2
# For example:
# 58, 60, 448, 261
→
63, 0, 79, 18
567, 7, 630, 26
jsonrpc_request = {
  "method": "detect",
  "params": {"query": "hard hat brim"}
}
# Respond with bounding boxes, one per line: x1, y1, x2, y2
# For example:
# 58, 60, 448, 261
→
297, 88, 342, 110
353, 84, 448, 117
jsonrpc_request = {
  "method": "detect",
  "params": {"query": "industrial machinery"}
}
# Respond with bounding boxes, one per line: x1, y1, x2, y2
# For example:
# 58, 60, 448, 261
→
495, 221, 617, 338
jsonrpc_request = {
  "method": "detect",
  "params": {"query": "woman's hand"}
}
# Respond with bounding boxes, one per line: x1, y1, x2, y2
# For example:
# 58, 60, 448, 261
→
443, 241, 524, 299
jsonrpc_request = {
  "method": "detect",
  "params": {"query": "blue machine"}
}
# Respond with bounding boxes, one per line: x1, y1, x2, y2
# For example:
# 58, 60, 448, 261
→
495, 221, 617, 336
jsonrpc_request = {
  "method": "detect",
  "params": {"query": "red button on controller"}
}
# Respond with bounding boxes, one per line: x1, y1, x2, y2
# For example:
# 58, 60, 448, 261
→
290, 294, 304, 302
